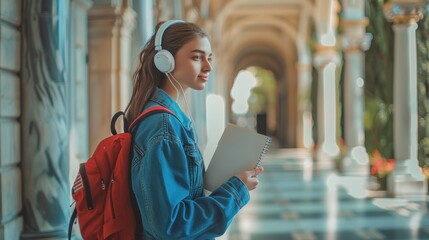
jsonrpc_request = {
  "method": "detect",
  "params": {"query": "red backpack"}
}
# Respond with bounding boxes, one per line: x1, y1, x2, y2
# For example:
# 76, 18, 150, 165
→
68, 106, 173, 240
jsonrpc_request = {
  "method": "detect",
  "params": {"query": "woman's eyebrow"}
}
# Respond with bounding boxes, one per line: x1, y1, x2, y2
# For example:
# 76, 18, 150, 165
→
191, 49, 212, 56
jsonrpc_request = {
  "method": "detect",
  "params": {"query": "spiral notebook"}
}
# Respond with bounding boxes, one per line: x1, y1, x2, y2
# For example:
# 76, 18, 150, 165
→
204, 124, 272, 191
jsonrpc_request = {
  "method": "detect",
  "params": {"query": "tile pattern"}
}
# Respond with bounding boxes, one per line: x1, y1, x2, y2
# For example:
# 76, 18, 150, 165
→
227, 152, 429, 240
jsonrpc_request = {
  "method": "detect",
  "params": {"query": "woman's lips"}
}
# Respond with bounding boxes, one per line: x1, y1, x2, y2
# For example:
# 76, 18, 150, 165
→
199, 75, 209, 81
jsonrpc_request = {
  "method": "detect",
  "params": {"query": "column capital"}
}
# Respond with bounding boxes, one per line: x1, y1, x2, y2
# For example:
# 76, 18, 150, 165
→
391, 15, 422, 25
313, 45, 339, 68
383, 1, 427, 24
341, 33, 373, 53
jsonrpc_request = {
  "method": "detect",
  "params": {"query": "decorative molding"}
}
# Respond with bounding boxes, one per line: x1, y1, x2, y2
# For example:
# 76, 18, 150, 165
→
314, 44, 336, 53
383, 1, 426, 24
340, 18, 369, 28
391, 14, 423, 24
341, 33, 373, 53
313, 47, 340, 69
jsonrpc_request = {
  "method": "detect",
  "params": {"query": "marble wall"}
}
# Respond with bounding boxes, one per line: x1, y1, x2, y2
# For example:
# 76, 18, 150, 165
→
0, 0, 22, 239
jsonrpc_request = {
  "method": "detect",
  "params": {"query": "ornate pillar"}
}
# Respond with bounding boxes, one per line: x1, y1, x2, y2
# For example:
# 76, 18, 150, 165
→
340, 0, 372, 175
296, 60, 314, 149
21, 1, 70, 239
313, 46, 340, 168
384, 1, 427, 197
88, 1, 136, 152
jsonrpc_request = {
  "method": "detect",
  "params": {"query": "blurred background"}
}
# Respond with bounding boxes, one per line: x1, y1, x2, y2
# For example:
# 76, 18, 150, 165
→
2, 0, 429, 239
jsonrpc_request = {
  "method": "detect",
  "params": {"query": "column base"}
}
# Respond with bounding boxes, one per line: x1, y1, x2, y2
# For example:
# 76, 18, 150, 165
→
341, 147, 369, 176
387, 171, 427, 198
315, 145, 338, 170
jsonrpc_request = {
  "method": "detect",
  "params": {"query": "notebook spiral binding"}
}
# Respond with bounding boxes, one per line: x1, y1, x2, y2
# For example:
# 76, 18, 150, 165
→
256, 137, 272, 168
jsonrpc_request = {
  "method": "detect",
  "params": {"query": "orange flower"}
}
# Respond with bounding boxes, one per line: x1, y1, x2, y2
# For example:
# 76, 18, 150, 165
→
370, 150, 395, 178
422, 167, 429, 178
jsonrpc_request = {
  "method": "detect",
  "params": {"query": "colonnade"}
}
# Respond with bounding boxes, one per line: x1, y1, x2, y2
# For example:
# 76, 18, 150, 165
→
296, 0, 427, 198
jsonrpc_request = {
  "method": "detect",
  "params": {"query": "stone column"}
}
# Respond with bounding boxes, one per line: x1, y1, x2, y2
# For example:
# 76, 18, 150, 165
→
135, 0, 154, 44
296, 61, 314, 149
340, 17, 372, 175
68, 2, 93, 239
173, 0, 183, 19
88, 1, 136, 152
313, 46, 340, 168
131, 0, 154, 64
21, 1, 70, 239
384, 1, 427, 197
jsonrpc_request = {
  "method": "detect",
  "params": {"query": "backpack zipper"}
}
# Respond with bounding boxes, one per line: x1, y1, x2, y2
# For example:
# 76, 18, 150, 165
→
109, 177, 116, 218
79, 163, 94, 210
101, 179, 106, 190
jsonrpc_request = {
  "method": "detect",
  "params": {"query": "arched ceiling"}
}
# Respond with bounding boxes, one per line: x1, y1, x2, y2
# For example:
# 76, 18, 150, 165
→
180, 0, 339, 71
201, 0, 317, 82
210, 0, 315, 53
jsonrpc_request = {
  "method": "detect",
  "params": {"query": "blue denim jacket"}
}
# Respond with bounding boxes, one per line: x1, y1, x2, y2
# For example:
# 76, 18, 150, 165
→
131, 88, 250, 240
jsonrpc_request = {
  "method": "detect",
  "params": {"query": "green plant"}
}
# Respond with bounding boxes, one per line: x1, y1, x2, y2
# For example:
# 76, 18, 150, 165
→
417, 14, 429, 168
364, 0, 394, 160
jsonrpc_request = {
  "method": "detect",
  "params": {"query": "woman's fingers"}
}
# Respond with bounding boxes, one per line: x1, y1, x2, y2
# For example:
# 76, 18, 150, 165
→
248, 176, 259, 190
235, 165, 264, 191
253, 166, 264, 177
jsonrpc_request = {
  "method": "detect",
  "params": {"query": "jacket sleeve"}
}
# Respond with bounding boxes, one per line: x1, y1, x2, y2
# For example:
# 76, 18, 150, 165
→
138, 137, 249, 240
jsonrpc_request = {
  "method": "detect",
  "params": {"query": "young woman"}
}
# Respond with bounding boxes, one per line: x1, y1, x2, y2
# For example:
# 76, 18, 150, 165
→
127, 20, 264, 240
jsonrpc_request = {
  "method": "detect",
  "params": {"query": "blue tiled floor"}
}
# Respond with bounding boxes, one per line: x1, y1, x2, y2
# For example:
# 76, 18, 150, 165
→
226, 149, 429, 240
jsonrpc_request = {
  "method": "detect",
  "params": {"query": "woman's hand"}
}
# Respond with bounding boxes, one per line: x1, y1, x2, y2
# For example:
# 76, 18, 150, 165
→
234, 166, 264, 191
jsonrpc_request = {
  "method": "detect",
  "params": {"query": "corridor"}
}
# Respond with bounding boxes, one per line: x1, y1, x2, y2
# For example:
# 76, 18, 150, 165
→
227, 149, 429, 240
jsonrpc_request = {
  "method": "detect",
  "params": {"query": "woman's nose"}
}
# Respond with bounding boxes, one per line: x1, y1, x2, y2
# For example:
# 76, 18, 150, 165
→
203, 59, 212, 72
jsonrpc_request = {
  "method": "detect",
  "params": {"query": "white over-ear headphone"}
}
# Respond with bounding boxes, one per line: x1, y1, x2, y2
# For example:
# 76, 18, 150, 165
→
154, 20, 185, 73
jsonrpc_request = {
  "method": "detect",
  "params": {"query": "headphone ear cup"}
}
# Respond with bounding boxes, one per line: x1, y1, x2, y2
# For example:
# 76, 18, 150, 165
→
154, 50, 175, 73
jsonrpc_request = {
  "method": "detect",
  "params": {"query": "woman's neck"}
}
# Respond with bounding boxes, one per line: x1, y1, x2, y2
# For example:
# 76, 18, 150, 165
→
160, 77, 186, 101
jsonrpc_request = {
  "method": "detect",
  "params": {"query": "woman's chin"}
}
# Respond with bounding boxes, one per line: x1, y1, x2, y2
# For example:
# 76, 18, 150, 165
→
193, 84, 206, 91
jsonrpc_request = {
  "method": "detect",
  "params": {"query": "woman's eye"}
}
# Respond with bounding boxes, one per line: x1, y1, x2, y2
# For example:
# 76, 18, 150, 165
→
192, 55, 202, 60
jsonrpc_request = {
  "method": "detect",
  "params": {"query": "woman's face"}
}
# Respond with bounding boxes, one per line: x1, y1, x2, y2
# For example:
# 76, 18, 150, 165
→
171, 36, 212, 91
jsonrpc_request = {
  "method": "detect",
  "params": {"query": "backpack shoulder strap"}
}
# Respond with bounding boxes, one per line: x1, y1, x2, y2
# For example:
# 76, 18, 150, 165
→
128, 105, 174, 132
68, 208, 77, 240
110, 106, 174, 135
111, 111, 128, 135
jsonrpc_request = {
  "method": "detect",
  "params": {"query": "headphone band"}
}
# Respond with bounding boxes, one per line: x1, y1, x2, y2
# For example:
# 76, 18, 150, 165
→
154, 20, 185, 51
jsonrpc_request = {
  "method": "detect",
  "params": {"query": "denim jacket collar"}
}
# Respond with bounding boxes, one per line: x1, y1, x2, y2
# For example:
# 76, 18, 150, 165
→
149, 87, 192, 130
